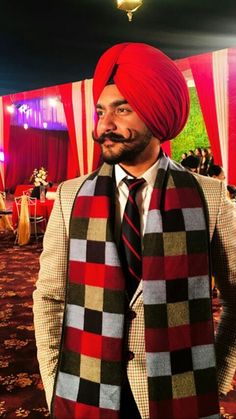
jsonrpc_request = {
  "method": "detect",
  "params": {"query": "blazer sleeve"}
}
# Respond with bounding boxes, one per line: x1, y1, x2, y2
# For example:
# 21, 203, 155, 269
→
33, 182, 68, 408
210, 182, 236, 394
33, 174, 91, 408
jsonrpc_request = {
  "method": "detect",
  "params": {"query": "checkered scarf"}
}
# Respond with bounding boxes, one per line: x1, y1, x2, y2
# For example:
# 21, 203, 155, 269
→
53, 154, 219, 418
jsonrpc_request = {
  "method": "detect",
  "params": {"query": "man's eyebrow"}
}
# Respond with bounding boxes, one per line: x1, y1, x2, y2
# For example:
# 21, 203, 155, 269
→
96, 99, 128, 109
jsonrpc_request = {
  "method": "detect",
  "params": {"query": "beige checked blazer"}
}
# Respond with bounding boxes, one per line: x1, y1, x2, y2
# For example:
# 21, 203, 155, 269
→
33, 166, 236, 418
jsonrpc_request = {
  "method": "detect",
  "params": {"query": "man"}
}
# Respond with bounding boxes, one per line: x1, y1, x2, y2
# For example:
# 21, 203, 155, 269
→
33, 43, 236, 418
208, 165, 236, 206
181, 155, 199, 173
207, 147, 214, 170
227, 184, 236, 201
208, 164, 226, 181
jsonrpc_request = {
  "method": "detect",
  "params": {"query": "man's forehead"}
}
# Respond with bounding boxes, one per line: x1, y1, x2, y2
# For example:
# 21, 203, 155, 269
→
96, 84, 127, 107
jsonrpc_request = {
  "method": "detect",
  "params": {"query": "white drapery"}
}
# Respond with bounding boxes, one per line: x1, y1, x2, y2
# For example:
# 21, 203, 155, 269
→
72, 79, 95, 176
213, 49, 229, 182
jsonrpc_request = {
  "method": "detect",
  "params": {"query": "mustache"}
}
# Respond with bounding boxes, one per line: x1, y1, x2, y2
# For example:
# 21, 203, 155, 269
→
92, 129, 133, 144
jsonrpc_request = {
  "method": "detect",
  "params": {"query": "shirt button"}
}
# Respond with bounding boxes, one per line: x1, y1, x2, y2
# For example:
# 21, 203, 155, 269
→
127, 351, 135, 361
128, 310, 136, 320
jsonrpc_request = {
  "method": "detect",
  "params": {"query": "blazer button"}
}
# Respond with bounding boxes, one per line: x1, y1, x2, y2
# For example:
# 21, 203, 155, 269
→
127, 351, 135, 361
128, 310, 136, 320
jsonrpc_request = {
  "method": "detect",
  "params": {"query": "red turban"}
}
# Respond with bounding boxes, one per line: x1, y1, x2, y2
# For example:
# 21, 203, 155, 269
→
93, 43, 190, 142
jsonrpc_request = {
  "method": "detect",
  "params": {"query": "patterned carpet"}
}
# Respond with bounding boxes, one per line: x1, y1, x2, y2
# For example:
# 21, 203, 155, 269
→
0, 231, 49, 418
0, 229, 235, 418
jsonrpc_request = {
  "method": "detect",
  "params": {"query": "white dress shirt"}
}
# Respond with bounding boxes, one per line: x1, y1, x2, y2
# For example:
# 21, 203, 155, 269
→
114, 160, 159, 241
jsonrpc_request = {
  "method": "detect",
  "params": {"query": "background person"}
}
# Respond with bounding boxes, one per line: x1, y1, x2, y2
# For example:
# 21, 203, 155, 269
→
181, 154, 199, 173
198, 147, 210, 175
227, 184, 236, 202
194, 147, 202, 161
180, 152, 187, 164
208, 164, 226, 181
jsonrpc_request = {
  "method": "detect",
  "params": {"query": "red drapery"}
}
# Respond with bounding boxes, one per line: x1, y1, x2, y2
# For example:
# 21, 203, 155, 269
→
189, 53, 222, 167
228, 49, 236, 185
1, 85, 61, 189
3, 54, 236, 187
2, 81, 102, 189
5, 126, 68, 192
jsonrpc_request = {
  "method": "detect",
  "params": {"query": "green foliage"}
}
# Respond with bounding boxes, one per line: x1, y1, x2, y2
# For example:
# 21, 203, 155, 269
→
171, 87, 209, 162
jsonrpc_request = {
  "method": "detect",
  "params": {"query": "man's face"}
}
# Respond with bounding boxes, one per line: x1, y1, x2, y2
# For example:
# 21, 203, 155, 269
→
93, 84, 155, 165
216, 170, 225, 181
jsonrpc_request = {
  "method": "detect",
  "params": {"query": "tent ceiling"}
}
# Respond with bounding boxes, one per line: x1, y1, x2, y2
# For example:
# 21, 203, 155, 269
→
1, 0, 236, 96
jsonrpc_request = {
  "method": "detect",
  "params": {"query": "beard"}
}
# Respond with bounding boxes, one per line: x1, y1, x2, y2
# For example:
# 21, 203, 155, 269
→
92, 128, 153, 164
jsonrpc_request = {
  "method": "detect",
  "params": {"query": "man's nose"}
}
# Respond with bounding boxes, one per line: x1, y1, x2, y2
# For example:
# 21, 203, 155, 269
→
98, 113, 117, 133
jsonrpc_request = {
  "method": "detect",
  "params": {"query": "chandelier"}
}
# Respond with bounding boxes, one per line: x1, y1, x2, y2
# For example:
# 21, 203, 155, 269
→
117, 0, 143, 22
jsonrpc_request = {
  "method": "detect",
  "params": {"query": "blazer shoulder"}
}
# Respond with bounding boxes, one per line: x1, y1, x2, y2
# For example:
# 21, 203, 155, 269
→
55, 174, 92, 203
58, 164, 109, 198
60, 173, 91, 192
192, 173, 229, 240
193, 173, 223, 202
53, 174, 92, 233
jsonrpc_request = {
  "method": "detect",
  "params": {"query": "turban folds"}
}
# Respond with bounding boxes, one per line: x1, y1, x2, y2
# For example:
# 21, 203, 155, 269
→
93, 43, 190, 142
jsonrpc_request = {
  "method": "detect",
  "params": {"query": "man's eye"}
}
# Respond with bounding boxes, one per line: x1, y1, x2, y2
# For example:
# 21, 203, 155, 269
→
116, 107, 130, 114
96, 110, 104, 117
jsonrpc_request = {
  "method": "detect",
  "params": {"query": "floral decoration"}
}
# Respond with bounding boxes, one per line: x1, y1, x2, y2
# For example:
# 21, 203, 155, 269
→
29, 167, 48, 187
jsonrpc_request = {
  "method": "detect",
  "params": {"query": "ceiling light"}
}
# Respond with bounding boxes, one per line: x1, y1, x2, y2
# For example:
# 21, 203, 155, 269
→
117, 0, 143, 21
0, 151, 4, 162
6, 105, 15, 114
48, 98, 58, 107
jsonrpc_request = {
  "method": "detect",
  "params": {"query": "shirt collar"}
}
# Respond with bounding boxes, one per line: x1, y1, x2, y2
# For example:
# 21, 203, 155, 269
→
114, 159, 159, 189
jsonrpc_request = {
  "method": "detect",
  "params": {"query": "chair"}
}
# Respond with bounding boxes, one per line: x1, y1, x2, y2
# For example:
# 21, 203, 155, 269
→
23, 188, 33, 196
0, 191, 13, 231
14, 195, 46, 245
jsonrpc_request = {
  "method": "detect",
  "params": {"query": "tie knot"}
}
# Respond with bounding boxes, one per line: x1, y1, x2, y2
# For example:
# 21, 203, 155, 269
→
123, 177, 146, 196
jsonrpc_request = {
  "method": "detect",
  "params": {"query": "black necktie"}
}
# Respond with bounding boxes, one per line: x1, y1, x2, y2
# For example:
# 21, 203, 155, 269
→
120, 177, 146, 298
